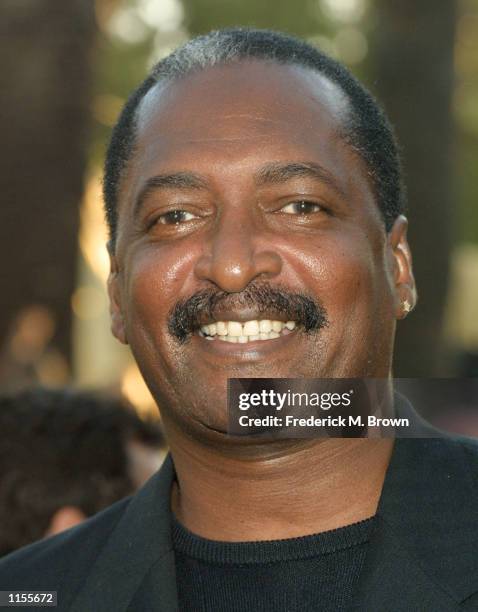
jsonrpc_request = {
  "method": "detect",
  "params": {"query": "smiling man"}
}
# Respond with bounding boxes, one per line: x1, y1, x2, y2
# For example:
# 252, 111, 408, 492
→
1, 29, 478, 612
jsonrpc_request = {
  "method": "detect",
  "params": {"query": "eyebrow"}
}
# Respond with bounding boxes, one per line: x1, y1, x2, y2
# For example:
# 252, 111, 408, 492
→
255, 161, 346, 198
133, 172, 207, 218
133, 161, 346, 218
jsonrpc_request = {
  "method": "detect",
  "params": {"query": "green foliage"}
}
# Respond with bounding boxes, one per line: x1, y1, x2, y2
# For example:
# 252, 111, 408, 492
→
181, 0, 334, 37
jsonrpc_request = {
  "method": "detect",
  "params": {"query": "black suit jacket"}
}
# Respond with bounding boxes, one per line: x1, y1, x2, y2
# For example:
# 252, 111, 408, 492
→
1, 425, 478, 610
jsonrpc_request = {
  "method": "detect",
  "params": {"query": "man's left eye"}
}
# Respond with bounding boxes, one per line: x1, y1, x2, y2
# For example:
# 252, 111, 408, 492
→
158, 210, 197, 225
280, 201, 322, 215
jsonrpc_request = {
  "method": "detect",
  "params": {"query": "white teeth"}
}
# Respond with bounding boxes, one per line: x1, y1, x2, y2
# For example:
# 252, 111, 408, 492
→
243, 320, 259, 335
217, 335, 237, 343
208, 323, 217, 336
216, 321, 228, 335
200, 318, 298, 343
227, 321, 243, 337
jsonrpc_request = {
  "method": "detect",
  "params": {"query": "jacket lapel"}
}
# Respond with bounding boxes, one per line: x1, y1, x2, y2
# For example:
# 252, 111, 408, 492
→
126, 551, 178, 612
353, 431, 478, 609
351, 514, 459, 610
70, 455, 178, 612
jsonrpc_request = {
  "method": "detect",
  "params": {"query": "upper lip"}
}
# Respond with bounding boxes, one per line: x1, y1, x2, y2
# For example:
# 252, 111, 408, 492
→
197, 308, 294, 327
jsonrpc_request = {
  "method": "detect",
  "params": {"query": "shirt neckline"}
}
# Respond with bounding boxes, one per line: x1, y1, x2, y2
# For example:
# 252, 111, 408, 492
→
172, 514, 376, 565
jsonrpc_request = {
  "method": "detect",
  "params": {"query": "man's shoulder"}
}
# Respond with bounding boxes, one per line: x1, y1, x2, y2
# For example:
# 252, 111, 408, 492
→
448, 431, 478, 454
427, 428, 478, 450
445, 432, 478, 479
0, 495, 131, 595
398, 430, 478, 478
378, 432, 478, 607
422, 429, 478, 464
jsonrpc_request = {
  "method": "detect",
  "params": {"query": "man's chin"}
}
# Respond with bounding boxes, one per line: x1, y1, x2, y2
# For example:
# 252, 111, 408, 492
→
176, 414, 317, 458
162, 401, 271, 446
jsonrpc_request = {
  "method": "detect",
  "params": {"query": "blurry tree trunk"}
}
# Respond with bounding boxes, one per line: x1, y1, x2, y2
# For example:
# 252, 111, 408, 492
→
372, 0, 457, 376
0, 0, 96, 383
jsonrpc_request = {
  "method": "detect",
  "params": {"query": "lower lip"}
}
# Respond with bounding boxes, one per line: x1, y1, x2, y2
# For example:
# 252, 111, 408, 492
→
191, 327, 299, 360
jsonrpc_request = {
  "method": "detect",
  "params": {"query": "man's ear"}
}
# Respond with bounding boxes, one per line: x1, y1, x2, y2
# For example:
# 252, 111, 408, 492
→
388, 215, 417, 319
107, 241, 128, 345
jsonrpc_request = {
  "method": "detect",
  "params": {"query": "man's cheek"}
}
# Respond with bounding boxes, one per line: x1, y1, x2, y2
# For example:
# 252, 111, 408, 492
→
301, 241, 377, 309
124, 263, 170, 342
126, 242, 200, 301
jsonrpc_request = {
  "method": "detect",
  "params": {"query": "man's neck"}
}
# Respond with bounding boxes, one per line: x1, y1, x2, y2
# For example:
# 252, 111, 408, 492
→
169, 433, 394, 542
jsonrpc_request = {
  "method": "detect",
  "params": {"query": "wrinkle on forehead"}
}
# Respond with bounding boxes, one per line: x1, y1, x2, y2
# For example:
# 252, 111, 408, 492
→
220, 113, 291, 124
174, 135, 286, 144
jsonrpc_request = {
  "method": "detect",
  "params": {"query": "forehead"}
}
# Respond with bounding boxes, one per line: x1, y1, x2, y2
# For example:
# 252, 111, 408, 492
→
138, 60, 350, 126
135, 61, 351, 166
119, 61, 377, 227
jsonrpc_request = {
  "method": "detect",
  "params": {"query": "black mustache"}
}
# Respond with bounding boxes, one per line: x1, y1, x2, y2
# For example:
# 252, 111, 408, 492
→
168, 283, 329, 342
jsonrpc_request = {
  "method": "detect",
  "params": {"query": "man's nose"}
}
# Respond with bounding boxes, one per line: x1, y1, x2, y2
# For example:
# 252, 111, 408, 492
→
194, 220, 283, 293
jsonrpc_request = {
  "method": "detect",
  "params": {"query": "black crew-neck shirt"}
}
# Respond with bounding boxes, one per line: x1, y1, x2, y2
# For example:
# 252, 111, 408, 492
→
172, 514, 375, 612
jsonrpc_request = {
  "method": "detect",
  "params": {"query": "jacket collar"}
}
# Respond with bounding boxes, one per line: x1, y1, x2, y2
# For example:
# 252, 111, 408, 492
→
70, 454, 178, 612
70, 405, 478, 611
353, 431, 478, 609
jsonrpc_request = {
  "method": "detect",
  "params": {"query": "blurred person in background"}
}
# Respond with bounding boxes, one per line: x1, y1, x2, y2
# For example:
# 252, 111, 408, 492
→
0, 387, 165, 557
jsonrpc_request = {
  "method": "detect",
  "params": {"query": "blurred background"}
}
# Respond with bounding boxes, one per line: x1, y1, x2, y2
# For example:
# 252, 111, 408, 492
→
0, 0, 477, 429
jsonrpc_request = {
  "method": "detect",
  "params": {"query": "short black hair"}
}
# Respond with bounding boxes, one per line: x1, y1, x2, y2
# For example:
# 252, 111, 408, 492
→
0, 387, 164, 556
104, 28, 405, 243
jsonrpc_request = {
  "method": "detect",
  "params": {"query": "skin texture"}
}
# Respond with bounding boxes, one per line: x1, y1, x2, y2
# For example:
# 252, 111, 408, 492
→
108, 61, 416, 540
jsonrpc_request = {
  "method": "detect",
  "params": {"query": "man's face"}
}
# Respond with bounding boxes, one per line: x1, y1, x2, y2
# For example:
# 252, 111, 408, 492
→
109, 61, 414, 438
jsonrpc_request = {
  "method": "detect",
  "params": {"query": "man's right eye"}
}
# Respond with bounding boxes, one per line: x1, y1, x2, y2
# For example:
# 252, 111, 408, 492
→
157, 210, 197, 225
280, 200, 323, 215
